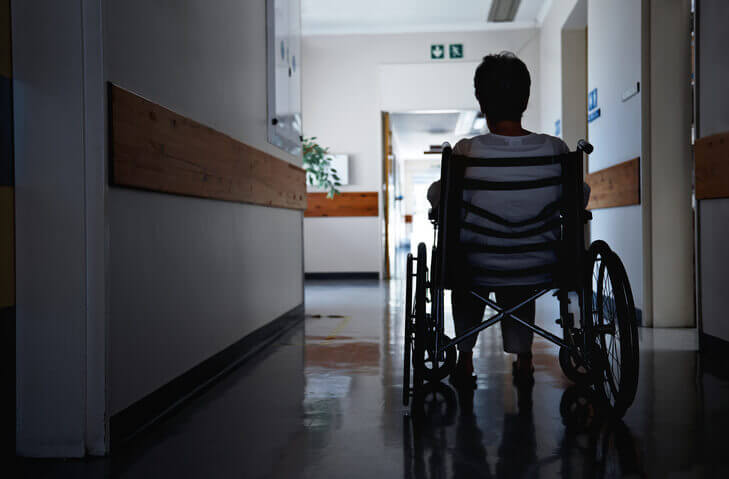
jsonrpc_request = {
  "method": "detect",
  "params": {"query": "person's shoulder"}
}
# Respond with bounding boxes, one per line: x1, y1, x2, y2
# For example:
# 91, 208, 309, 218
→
453, 133, 497, 155
452, 137, 473, 155
532, 133, 570, 154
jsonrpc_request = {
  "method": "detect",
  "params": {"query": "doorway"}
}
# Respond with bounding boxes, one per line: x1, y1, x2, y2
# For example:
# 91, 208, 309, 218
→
381, 110, 484, 278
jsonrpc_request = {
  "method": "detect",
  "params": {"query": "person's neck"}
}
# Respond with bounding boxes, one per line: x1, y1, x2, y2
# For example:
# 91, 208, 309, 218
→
486, 119, 531, 137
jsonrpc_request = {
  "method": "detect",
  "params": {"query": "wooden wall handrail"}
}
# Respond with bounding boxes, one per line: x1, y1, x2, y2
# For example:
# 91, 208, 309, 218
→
305, 192, 378, 217
109, 84, 307, 210
695, 131, 729, 200
585, 157, 641, 210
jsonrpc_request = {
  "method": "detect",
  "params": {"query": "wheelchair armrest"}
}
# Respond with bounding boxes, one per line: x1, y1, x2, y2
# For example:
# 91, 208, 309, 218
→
584, 210, 593, 223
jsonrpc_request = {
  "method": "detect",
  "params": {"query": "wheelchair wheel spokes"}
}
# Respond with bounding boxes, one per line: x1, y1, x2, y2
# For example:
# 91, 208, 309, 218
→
411, 243, 456, 389
595, 259, 622, 404
588, 241, 639, 418
412, 243, 428, 394
403, 253, 414, 406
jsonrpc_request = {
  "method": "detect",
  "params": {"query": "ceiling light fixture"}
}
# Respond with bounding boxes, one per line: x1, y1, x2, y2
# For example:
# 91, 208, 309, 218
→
487, 0, 522, 22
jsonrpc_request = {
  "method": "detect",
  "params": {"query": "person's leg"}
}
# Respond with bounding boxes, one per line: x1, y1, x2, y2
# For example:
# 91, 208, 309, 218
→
451, 287, 487, 377
496, 287, 536, 373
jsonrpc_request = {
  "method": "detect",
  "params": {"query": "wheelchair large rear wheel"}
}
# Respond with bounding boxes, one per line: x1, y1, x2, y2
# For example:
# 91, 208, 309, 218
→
588, 241, 639, 418
403, 253, 414, 406
412, 243, 428, 394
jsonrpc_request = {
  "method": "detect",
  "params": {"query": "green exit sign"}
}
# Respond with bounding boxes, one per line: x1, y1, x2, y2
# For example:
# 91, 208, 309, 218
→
430, 44, 445, 59
449, 44, 463, 59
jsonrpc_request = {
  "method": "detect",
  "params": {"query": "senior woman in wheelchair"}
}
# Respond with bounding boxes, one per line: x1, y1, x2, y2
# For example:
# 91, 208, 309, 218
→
427, 52, 590, 389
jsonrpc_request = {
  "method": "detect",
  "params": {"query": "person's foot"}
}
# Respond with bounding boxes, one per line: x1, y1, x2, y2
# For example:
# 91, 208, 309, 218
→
512, 352, 535, 388
450, 351, 477, 389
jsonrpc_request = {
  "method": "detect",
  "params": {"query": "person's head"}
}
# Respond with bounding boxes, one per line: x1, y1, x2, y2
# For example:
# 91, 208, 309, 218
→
474, 52, 531, 124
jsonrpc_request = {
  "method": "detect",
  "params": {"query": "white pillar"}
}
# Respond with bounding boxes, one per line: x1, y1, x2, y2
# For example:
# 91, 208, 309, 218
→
13, 0, 107, 457
643, 0, 695, 327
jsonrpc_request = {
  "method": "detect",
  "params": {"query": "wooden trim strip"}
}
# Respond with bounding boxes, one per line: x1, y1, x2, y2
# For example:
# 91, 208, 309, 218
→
304, 192, 378, 217
695, 131, 729, 200
109, 84, 306, 210
586, 157, 641, 210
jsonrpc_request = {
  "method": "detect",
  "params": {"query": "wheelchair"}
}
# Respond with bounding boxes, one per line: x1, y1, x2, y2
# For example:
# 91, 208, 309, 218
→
402, 140, 639, 419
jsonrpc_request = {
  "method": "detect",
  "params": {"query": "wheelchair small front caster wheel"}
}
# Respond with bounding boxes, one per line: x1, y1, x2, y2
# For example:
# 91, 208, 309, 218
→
421, 335, 457, 383
559, 347, 591, 384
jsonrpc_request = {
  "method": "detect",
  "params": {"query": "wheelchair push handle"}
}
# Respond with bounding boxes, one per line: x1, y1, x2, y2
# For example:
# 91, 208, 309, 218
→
577, 139, 594, 154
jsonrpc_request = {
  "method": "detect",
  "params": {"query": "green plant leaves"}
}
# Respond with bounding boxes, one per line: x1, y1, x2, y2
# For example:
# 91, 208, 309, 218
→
302, 136, 340, 198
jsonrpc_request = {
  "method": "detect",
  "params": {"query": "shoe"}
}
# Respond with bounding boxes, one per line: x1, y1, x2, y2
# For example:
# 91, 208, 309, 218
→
449, 367, 477, 389
512, 360, 535, 388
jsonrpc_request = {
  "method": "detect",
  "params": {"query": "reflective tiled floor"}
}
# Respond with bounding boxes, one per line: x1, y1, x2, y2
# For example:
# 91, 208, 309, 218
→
18, 279, 729, 478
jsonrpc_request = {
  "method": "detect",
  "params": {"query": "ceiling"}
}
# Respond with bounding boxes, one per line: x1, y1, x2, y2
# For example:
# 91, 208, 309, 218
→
390, 111, 486, 160
302, 0, 549, 35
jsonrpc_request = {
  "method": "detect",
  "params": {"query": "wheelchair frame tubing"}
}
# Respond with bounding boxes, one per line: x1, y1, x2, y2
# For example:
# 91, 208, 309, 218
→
474, 291, 575, 352
437, 288, 562, 354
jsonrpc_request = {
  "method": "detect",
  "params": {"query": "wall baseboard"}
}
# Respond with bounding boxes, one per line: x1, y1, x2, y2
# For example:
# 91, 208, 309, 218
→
110, 303, 305, 447
700, 332, 729, 380
305, 272, 379, 280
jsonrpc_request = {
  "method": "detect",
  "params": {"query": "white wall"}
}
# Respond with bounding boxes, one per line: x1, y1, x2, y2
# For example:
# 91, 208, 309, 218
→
540, 0, 694, 326
539, 0, 579, 139
587, 0, 645, 313
104, 0, 304, 414
697, 0, 729, 342
560, 28, 587, 150
304, 217, 380, 273
13, 0, 91, 457
302, 28, 540, 274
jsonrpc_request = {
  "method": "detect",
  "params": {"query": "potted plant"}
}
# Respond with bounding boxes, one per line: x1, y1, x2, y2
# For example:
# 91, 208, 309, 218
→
302, 137, 342, 199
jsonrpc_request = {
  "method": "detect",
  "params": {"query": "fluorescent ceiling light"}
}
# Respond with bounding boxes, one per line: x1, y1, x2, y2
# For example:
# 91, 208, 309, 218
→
487, 0, 522, 22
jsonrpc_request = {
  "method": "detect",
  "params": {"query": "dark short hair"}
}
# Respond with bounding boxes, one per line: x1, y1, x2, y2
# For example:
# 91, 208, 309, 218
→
474, 52, 531, 122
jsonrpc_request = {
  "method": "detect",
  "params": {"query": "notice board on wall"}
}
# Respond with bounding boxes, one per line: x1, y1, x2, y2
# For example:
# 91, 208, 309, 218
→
267, 0, 302, 157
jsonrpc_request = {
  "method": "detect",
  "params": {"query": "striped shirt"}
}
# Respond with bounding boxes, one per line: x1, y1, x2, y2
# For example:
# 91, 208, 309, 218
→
427, 133, 587, 286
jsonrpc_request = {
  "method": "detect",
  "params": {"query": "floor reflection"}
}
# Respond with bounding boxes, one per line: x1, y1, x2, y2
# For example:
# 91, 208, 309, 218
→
404, 381, 646, 478
303, 279, 729, 478
15, 279, 729, 478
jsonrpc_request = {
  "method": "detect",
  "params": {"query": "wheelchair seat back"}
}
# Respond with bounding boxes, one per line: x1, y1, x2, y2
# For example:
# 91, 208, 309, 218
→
434, 146, 586, 291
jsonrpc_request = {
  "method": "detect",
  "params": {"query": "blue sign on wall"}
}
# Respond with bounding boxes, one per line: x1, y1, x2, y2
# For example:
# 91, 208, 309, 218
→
588, 108, 601, 123
588, 88, 598, 111
555, 119, 561, 136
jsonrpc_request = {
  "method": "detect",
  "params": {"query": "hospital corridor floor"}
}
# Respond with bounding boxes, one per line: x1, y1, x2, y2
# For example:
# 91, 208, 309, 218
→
18, 280, 729, 478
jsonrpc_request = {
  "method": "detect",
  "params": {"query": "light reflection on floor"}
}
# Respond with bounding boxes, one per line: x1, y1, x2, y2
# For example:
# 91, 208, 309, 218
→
16, 279, 729, 478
